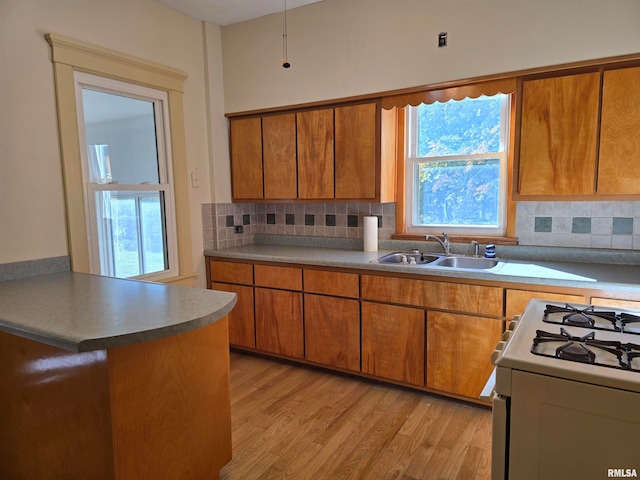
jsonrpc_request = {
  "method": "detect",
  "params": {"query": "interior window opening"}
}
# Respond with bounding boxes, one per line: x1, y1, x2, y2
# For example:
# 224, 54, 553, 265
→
74, 72, 178, 280
405, 94, 511, 237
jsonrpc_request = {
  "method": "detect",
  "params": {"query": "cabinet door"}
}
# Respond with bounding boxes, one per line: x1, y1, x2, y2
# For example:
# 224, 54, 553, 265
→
213, 282, 255, 348
255, 288, 303, 358
335, 103, 377, 199
518, 73, 599, 196
304, 294, 360, 371
262, 113, 297, 199
297, 109, 334, 199
361, 302, 425, 386
229, 117, 263, 199
426, 312, 503, 398
598, 66, 640, 194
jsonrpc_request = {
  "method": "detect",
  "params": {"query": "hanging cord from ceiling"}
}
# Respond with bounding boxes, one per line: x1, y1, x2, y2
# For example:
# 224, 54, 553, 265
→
282, 0, 291, 68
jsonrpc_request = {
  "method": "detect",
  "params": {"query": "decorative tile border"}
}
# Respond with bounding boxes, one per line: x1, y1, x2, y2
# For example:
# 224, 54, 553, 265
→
517, 201, 640, 250
204, 201, 640, 251
203, 202, 395, 250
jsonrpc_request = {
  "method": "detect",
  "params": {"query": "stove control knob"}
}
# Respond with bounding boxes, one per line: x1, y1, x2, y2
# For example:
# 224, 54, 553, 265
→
490, 341, 507, 365
502, 330, 512, 341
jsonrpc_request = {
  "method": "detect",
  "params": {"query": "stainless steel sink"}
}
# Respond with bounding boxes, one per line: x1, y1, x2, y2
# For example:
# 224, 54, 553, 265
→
376, 252, 440, 265
434, 256, 498, 269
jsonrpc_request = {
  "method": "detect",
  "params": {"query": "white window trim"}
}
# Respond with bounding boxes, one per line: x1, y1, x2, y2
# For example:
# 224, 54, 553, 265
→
74, 72, 179, 281
404, 96, 511, 237
46, 33, 196, 286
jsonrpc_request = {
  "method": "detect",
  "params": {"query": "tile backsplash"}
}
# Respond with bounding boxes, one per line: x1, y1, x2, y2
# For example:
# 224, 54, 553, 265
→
203, 202, 396, 250
204, 201, 640, 251
516, 201, 640, 249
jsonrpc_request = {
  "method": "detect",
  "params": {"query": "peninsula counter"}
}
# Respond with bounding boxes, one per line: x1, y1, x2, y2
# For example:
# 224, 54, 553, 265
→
0, 272, 237, 480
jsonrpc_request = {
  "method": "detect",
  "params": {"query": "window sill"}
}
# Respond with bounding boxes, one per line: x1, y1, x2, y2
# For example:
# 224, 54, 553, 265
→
391, 233, 519, 246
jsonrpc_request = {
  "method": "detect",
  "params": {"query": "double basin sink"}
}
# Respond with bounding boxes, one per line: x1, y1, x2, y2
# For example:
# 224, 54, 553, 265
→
374, 251, 500, 271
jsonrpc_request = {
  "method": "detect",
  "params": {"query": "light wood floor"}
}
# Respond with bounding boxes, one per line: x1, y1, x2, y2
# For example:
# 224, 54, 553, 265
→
220, 352, 492, 480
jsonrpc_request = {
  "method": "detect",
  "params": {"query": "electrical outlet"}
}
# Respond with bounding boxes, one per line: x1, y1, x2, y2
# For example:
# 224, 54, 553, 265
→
438, 32, 447, 48
234, 225, 243, 234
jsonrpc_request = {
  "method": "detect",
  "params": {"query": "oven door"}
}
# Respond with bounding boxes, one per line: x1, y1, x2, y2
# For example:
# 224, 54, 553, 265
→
491, 392, 508, 480
509, 370, 640, 480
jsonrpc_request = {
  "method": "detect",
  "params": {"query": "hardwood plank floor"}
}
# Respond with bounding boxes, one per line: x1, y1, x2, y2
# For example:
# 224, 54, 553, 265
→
220, 352, 492, 480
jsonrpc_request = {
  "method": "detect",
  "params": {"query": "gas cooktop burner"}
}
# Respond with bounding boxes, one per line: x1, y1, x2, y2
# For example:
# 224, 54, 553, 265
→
543, 304, 640, 335
531, 327, 640, 372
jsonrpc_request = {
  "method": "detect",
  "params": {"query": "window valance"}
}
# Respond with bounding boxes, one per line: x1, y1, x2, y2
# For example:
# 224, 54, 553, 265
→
381, 78, 516, 110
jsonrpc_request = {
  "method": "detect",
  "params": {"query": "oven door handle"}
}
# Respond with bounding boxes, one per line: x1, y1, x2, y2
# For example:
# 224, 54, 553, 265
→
479, 367, 496, 402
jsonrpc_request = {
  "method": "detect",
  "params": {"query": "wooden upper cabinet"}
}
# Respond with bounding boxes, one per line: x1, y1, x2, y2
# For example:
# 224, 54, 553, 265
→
518, 72, 600, 196
229, 117, 263, 199
598, 66, 640, 194
335, 103, 377, 199
297, 109, 334, 199
262, 113, 297, 199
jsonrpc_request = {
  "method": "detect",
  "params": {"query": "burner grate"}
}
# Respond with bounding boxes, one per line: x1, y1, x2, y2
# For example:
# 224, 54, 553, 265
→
543, 304, 620, 332
620, 313, 640, 331
532, 327, 632, 370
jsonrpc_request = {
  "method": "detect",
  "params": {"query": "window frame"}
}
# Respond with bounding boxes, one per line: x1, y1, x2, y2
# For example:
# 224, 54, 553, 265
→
74, 72, 179, 281
404, 95, 511, 237
46, 33, 195, 286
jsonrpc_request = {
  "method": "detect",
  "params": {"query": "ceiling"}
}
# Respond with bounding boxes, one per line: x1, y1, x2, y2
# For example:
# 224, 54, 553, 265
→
153, 0, 324, 26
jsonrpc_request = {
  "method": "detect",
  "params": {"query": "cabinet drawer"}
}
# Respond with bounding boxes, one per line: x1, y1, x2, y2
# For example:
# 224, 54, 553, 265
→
505, 289, 586, 318
210, 260, 253, 285
361, 275, 503, 316
254, 264, 302, 291
304, 269, 359, 298
591, 297, 640, 310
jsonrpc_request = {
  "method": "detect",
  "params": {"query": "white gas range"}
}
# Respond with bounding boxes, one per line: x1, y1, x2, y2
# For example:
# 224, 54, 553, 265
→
489, 298, 640, 480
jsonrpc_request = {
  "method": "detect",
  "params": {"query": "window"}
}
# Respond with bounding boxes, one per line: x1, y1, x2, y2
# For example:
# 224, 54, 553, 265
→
75, 74, 178, 280
405, 94, 510, 236
47, 33, 195, 286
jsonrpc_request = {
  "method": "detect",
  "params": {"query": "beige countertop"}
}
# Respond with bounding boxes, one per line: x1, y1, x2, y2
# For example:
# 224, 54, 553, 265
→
204, 243, 640, 294
0, 272, 237, 352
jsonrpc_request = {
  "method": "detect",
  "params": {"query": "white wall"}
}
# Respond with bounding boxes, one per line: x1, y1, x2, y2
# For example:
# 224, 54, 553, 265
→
214, 0, 640, 206
0, 0, 226, 287
221, 0, 640, 113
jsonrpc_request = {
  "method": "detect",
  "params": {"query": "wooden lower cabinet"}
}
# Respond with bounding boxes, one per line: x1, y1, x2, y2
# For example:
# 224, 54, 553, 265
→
361, 274, 503, 316
304, 294, 360, 371
213, 282, 255, 348
505, 289, 586, 318
591, 297, 640, 309
361, 301, 425, 386
426, 312, 503, 398
255, 287, 304, 358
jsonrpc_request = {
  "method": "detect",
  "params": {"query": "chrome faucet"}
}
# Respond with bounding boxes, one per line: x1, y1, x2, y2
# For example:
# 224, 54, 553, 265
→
425, 233, 451, 255
471, 240, 480, 257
